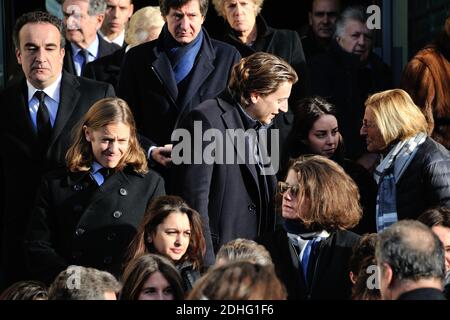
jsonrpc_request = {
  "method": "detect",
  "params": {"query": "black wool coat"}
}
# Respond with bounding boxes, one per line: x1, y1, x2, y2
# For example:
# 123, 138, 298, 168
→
26, 167, 165, 284
170, 91, 278, 266
258, 227, 360, 300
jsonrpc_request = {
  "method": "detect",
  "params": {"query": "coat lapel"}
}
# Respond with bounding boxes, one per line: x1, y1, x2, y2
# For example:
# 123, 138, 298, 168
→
177, 41, 214, 112
220, 100, 260, 194
152, 49, 178, 106
48, 72, 80, 149
9, 80, 39, 156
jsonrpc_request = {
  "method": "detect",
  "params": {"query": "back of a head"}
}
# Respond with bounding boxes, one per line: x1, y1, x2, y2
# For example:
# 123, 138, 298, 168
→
0, 281, 48, 300
187, 261, 286, 300
376, 220, 445, 283
48, 266, 121, 300
125, 6, 164, 47
215, 238, 273, 267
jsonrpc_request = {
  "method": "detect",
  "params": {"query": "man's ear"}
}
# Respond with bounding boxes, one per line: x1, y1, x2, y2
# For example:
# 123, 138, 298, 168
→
249, 92, 260, 104
95, 14, 105, 30
15, 48, 22, 65
309, 12, 313, 26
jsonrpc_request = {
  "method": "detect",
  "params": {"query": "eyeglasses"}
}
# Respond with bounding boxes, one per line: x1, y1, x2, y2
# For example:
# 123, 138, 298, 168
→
277, 181, 300, 197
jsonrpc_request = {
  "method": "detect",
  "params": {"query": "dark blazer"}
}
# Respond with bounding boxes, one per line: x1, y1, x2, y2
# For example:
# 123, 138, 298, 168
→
258, 227, 360, 300
83, 47, 126, 90
63, 35, 121, 76
220, 15, 310, 171
117, 27, 241, 147
26, 167, 164, 284
0, 72, 115, 285
170, 91, 278, 266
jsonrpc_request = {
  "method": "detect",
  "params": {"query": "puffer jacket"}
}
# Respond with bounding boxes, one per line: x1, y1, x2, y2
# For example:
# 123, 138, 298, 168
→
396, 137, 450, 219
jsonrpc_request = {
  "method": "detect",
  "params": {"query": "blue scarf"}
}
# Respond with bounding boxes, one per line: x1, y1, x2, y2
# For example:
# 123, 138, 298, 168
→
163, 24, 204, 84
374, 133, 427, 232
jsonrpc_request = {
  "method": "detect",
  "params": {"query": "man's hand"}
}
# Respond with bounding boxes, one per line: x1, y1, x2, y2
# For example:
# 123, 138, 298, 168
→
151, 144, 173, 167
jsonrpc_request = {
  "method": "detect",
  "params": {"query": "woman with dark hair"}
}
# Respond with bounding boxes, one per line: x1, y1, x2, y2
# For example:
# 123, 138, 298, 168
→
126, 195, 206, 292
284, 96, 377, 233
26, 97, 165, 284
0, 281, 48, 300
120, 254, 185, 300
258, 155, 361, 299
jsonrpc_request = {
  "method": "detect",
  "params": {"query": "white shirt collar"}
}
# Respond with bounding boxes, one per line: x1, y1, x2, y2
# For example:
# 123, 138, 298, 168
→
99, 29, 125, 46
27, 73, 62, 104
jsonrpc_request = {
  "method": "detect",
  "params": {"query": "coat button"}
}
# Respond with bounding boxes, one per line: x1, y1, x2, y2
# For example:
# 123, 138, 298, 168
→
75, 228, 85, 236
106, 232, 116, 241
103, 256, 113, 265
112, 211, 122, 219
119, 188, 127, 196
73, 184, 83, 191
248, 204, 257, 214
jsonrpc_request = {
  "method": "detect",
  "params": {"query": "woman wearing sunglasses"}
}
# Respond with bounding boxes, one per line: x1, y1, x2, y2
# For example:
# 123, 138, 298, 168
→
282, 96, 377, 233
258, 155, 361, 300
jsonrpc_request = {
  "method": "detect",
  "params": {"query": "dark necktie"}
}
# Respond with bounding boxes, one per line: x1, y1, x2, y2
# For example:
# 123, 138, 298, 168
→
78, 49, 90, 74
34, 91, 52, 151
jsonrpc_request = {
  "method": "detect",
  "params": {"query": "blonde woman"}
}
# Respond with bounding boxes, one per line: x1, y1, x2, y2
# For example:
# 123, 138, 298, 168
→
360, 89, 450, 232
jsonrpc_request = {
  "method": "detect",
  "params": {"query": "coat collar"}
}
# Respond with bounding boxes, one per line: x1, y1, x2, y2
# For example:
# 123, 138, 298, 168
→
151, 26, 215, 111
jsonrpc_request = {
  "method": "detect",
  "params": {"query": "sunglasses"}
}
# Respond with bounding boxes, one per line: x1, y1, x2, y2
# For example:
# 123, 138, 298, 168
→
277, 181, 300, 197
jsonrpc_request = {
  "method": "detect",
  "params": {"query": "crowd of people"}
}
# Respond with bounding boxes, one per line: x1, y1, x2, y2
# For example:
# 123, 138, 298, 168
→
1, 0, 450, 300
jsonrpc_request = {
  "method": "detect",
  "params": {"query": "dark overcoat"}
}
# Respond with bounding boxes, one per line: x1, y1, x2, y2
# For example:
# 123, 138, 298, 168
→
26, 167, 165, 284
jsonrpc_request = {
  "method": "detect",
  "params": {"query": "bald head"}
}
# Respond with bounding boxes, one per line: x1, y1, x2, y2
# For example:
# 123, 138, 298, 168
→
377, 220, 445, 282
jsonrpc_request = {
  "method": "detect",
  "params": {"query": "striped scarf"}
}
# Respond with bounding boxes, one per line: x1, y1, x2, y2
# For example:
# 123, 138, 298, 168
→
374, 132, 427, 232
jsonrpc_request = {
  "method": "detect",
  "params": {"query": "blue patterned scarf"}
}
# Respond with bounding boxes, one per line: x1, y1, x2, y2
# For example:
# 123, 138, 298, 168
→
373, 133, 427, 232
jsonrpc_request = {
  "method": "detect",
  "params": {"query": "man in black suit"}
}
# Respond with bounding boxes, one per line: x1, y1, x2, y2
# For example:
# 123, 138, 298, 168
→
0, 11, 115, 288
377, 220, 447, 300
117, 0, 241, 168
61, 0, 120, 76
171, 52, 298, 266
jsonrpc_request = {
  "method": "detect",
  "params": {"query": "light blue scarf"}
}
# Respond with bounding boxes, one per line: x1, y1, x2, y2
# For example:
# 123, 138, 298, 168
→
374, 133, 427, 232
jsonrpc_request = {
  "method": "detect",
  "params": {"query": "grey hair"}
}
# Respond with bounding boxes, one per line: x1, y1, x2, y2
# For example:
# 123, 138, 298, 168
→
211, 0, 264, 18
334, 5, 370, 39
63, 0, 107, 16
49, 265, 121, 300
376, 220, 445, 282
